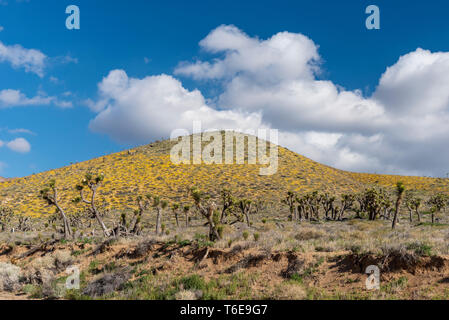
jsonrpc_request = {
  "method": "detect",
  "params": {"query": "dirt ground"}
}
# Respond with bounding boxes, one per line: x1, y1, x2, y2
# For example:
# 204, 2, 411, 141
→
1, 237, 449, 300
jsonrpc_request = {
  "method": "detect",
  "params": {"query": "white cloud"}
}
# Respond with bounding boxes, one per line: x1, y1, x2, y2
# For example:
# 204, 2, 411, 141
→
6, 138, 30, 153
0, 26, 4, 32
0, 41, 47, 77
0, 137, 31, 153
8, 128, 35, 135
88, 70, 263, 143
175, 25, 320, 82
88, 25, 449, 177
0, 89, 72, 108
374, 48, 449, 116
176, 25, 387, 135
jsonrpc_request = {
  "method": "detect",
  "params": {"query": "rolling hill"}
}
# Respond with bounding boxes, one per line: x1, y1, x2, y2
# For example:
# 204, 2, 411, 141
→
0, 132, 448, 217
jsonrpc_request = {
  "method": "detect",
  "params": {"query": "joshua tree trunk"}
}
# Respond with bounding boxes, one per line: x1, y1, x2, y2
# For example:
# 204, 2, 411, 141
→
175, 211, 179, 227
408, 209, 413, 223
91, 199, 109, 237
81, 188, 110, 237
156, 208, 162, 235
415, 209, 421, 222
131, 219, 141, 235
207, 215, 220, 241
93, 209, 109, 237
297, 206, 303, 222
392, 193, 404, 229
185, 212, 189, 227
55, 202, 72, 239
244, 212, 251, 227
131, 211, 143, 235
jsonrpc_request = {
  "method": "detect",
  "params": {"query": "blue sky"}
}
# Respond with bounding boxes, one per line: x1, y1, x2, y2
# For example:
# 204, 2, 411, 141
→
1, 0, 449, 178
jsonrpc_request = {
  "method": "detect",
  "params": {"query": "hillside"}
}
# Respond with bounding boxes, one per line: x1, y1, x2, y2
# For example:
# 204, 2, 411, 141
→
0, 132, 448, 217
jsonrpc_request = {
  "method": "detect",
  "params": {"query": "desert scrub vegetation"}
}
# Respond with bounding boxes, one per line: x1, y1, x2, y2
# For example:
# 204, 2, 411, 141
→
2, 215, 449, 300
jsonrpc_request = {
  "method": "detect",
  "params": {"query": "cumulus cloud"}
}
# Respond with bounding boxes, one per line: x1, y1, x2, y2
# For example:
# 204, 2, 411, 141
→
88, 25, 449, 177
0, 137, 31, 153
6, 138, 30, 153
88, 70, 263, 143
176, 25, 387, 135
0, 89, 72, 108
176, 25, 320, 82
0, 41, 47, 77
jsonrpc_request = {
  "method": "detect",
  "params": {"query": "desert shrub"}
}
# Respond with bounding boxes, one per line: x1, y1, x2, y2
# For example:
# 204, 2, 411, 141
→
243, 231, 249, 240
217, 225, 224, 238
406, 242, 432, 257
177, 274, 206, 291
294, 229, 324, 241
0, 262, 22, 292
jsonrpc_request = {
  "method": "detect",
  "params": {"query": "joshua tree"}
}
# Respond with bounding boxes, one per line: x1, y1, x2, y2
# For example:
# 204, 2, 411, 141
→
364, 188, 385, 221
40, 179, 72, 239
308, 191, 321, 221
17, 215, 32, 232
392, 182, 405, 229
405, 192, 422, 223
238, 199, 253, 227
0, 206, 13, 232
171, 203, 180, 227
380, 194, 394, 221
411, 197, 422, 222
321, 193, 335, 220
74, 173, 110, 237
149, 195, 167, 236
115, 212, 129, 236
295, 196, 306, 222
183, 204, 191, 227
130, 195, 151, 235
220, 188, 235, 224
191, 188, 221, 241
282, 191, 296, 221
427, 193, 448, 224
354, 192, 368, 219
337, 194, 355, 221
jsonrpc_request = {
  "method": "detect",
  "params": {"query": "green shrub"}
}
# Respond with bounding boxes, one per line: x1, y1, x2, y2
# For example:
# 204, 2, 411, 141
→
217, 225, 224, 238
178, 275, 206, 291
407, 242, 432, 257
